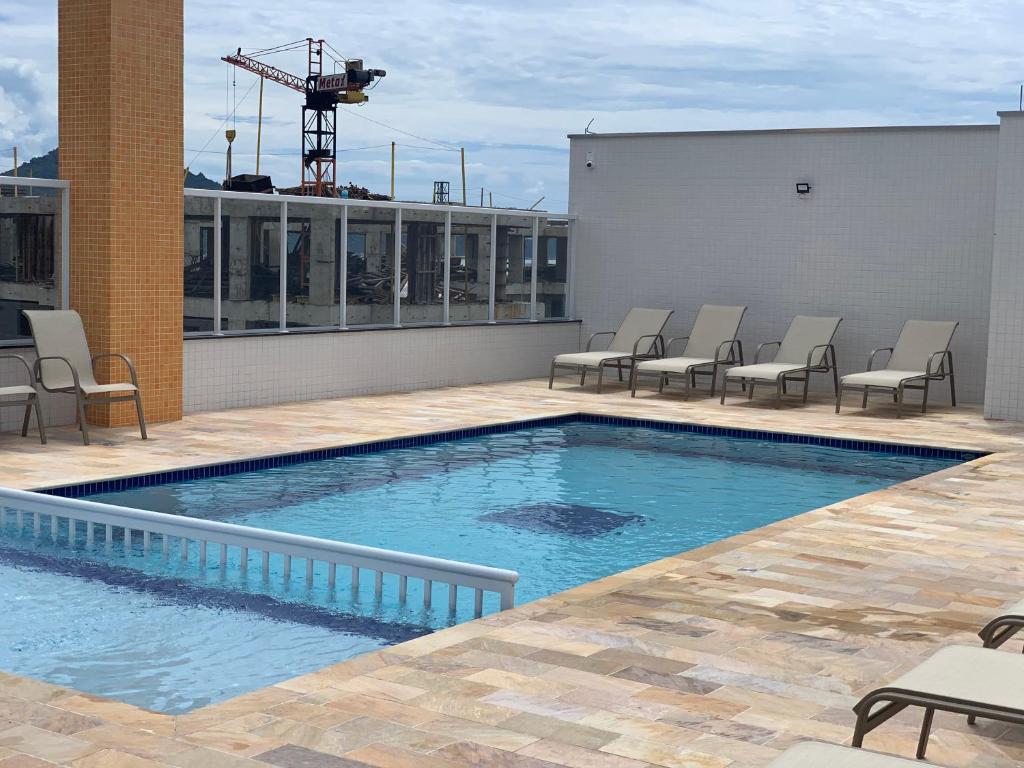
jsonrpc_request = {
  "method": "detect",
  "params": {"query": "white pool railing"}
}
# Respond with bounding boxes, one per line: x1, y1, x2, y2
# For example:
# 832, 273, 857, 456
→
0, 487, 518, 614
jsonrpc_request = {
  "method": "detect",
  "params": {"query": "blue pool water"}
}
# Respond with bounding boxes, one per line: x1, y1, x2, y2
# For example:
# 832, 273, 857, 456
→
0, 422, 964, 712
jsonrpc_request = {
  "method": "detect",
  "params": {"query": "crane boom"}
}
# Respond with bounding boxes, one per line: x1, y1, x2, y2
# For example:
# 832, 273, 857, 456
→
220, 39, 385, 196
222, 49, 306, 94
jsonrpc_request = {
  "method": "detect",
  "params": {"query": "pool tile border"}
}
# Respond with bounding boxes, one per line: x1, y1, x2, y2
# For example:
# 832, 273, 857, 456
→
39, 413, 986, 499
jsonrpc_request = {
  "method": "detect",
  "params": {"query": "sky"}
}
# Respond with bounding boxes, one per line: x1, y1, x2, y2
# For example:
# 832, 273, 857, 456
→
2, 0, 1024, 211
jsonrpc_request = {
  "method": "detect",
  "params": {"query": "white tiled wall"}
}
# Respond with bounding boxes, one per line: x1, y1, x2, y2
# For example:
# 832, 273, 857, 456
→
183, 323, 581, 413
569, 126, 999, 403
984, 114, 1024, 419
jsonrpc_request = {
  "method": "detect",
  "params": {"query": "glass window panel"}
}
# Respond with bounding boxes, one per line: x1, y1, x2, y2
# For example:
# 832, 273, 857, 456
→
536, 220, 569, 319
494, 213, 533, 321
221, 197, 283, 332
346, 207, 396, 326
448, 211, 491, 323
399, 208, 445, 325
183, 196, 221, 332
0, 188, 59, 342
286, 202, 339, 328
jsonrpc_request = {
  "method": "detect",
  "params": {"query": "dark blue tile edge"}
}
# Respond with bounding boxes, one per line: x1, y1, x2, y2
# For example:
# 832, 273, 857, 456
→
39, 413, 986, 499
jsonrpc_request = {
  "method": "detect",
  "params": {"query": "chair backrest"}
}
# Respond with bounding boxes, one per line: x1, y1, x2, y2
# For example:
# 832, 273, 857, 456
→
22, 310, 97, 390
775, 315, 842, 366
682, 305, 747, 358
886, 320, 958, 372
608, 308, 674, 354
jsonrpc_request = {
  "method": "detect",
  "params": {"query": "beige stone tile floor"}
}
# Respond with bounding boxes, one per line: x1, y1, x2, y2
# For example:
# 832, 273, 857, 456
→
0, 377, 1022, 767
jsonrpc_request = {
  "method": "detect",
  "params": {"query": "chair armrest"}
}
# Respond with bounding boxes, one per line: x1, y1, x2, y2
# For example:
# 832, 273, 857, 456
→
33, 355, 82, 391
754, 341, 781, 364
585, 331, 615, 352
92, 352, 141, 386
665, 336, 689, 356
714, 339, 741, 363
0, 354, 33, 385
805, 343, 835, 369
926, 350, 951, 377
867, 347, 893, 371
632, 333, 664, 359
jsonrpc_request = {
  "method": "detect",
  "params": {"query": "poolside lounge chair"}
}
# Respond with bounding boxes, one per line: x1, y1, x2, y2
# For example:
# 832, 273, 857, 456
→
23, 310, 147, 445
0, 355, 46, 444
852, 645, 1024, 759
979, 598, 1024, 649
719, 315, 841, 408
836, 320, 957, 418
630, 304, 746, 399
767, 742, 936, 768
548, 308, 672, 392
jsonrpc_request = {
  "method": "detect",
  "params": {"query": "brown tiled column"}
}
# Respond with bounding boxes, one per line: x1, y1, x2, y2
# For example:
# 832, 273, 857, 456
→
58, 0, 184, 426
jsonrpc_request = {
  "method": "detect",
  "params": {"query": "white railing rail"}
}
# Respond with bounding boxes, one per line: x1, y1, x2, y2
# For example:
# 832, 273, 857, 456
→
0, 487, 517, 614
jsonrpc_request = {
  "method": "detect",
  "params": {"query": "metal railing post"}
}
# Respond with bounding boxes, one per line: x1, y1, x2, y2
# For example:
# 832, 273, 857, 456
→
443, 210, 452, 325
530, 217, 539, 321
339, 203, 348, 329
488, 214, 497, 323
393, 207, 402, 327
60, 186, 70, 309
213, 196, 222, 335
279, 200, 288, 331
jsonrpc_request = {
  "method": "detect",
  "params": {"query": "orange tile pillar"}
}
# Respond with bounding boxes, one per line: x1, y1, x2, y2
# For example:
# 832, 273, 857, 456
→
58, 0, 184, 426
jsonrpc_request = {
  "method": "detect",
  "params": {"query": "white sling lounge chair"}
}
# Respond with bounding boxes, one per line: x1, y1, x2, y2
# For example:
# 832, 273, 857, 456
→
767, 742, 936, 768
630, 305, 746, 399
548, 308, 672, 392
979, 598, 1024, 649
719, 315, 841, 408
836, 320, 957, 418
23, 310, 147, 446
852, 645, 1024, 759
0, 355, 46, 444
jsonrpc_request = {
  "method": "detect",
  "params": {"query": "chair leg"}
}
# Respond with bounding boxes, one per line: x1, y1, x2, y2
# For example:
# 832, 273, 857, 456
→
596, 365, 604, 394
916, 707, 934, 760
21, 402, 32, 437
896, 384, 904, 420
33, 396, 46, 445
747, 381, 756, 400
949, 362, 957, 407
76, 394, 91, 446
720, 378, 729, 405
709, 364, 719, 398
921, 378, 930, 414
802, 376, 809, 404
134, 392, 148, 440
579, 367, 587, 386
630, 369, 639, 398
835, 386, 842, 414
658, 374, 665, 393
548, 361, 556, 389
862, 387, 869, 409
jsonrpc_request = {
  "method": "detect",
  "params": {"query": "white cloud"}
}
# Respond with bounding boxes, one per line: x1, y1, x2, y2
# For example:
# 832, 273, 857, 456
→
3, 0, 1024, 207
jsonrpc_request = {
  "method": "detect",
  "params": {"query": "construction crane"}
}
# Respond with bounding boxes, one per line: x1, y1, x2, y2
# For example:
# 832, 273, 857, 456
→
223, 39, 385, 196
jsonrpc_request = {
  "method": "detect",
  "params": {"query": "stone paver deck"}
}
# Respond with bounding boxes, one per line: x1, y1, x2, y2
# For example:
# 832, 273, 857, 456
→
0, 378, 1021, 767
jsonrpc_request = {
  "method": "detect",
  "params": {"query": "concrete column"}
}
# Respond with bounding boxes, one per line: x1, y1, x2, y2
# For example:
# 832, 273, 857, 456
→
985, 111, 1024, 420
58, 0, 184, 425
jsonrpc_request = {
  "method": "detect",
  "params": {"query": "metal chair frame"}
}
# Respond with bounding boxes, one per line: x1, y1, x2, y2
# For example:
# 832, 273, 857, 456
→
835, 348, 956, 418
0, 355, 46, 444
33, 353, 147, 446
720, 343, 839, 408
548, 332, 666, 393
630, 338, 744, 399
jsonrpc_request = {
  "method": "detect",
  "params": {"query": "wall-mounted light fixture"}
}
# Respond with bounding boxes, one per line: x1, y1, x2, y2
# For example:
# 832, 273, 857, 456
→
585, 151, 595, 169
795, 182, 812, 195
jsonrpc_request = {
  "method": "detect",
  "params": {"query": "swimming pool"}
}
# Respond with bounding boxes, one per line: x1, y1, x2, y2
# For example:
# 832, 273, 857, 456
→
0, 418, 970, 712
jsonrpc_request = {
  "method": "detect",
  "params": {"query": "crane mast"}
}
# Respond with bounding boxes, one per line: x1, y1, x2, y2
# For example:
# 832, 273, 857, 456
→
222, 39, 385, 197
